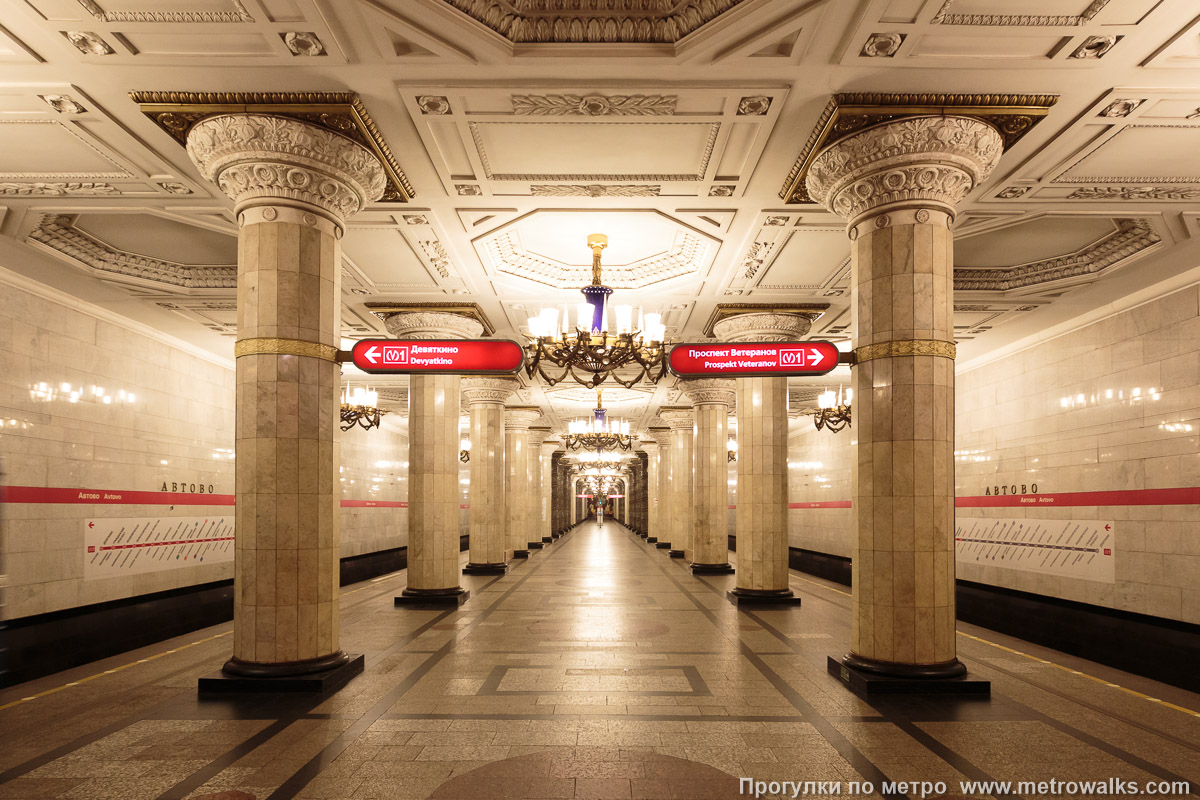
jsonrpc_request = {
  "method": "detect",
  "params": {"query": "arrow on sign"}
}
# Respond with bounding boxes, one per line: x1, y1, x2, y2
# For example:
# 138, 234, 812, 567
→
88, 521, 94, 528
808, 347, 828, 367
362, 346, 381, 365
1105, 524, 1111, 531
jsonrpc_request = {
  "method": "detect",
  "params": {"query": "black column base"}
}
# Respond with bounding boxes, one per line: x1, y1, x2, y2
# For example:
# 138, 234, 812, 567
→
463, 562, 508, 575
541, 536, 554, 543
828, 655, 989, 698
200, 652, 364, 694
638, 532, 648, 539
512, 549, 530, 559
395, 587, 470, 608
655, 541, 672, 550
692, 562, 735, 575
645, 536, 658, 543
726, 587, 803, 607
527, 541, 545, 550
668, 549, 685, 558
551, 533, 561, 540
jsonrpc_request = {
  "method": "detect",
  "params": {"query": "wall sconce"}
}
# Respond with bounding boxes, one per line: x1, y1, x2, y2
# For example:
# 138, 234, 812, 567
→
727, 437, 738, 462
459, 436, 471, 463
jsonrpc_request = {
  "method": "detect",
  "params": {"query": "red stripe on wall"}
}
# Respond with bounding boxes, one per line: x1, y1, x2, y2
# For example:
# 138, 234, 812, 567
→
788, 501, 853, 509
0, 486, 414, 508
954, 487, 1200, 507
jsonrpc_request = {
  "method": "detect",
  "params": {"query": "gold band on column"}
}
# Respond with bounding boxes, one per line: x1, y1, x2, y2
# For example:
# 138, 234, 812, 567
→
854, 339, 956, 364
234, 337, 339, 361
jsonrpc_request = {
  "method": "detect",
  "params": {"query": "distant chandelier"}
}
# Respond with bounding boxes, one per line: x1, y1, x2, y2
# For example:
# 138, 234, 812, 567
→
563, 389, 632, 452
340, 385, 387, 431
814, 386, 852, 433
572, 449, 628, 470
524, 233, 668, 389
727, 437, 738, 463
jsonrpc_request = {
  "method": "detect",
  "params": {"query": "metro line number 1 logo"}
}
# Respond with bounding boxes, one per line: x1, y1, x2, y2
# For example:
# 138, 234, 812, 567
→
383, 346, 408, 365
779, 347, 806, 367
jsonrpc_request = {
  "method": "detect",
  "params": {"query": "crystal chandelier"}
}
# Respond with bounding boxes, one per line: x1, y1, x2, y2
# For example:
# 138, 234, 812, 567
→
525, 234, 668, 389
571, 449, 628, 470
340, 385, 387, 431
563, 389, 632, 452
814, 386, 852, 433
727, 437, 738, 463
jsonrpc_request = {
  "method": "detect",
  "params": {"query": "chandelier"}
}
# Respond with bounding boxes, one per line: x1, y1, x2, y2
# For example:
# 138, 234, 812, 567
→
571, 449, 628, 470
524, 234, 668, 389
814, 386, 852, 433
563, 389, 632, 452
340, 385, 387, 431
727, 437, 738, 463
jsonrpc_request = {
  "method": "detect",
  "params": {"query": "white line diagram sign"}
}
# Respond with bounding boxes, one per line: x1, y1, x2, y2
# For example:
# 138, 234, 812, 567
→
84, 515, 234, 579
955, 516, 1115, 583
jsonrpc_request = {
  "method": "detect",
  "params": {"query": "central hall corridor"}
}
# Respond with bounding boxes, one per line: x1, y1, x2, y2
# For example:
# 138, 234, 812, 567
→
0, 522, 1198, 800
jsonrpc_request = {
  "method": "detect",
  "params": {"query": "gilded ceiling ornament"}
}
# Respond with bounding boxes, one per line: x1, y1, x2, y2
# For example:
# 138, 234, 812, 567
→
439, 0, 746, 43
0, 182, 119, 196
1070, 35, 1120, 59
529, 184, 661, 197
39, 94, 86, 114
283, 32, 326, 56
1066, 186, 1200, 201
417, 96, 452, 115
456, 184, 482, 195
76, 0, 254, 22
511, 94, 677, 116
854, 339, 955, 363
736, 96, 772, 116
1099, 99, 1143, 118
708, 185, 735, 197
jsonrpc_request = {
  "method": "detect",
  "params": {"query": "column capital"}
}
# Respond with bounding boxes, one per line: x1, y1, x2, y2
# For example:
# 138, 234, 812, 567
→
504, 406, 542, 430
647, 426, 673, 447
638, 439, 660, 454
712, 312, 813, 343
681, 378, 735, 408
461, 376, 519, 405
383, 311, 484, 340
540, 439, 560, 454
186, 113, 386, 226
805, 115, 1003, 229
658, 407, 693, 431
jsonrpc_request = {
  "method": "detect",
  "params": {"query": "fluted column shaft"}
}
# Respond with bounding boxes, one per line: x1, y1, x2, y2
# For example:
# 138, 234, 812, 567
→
187, 113, 384, 676
462, 379, 518, 573
539, 439, 556, 540
504, 407, 542, 552
714, 313, 815, 601
659, 409, 693, 556
684, 381, 735, 573
808, 115, 1003, 674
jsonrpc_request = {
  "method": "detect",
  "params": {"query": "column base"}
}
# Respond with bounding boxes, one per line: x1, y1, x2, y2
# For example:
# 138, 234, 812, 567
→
542, 536, 554, 543
512, 549, 530, 559
463, 562, 508, 575
691, 562, 735, 575
655, 542, 672, 550
668, 549, 685, 558
828, 655, 989, 698
200, 652, 364, 694
395, 587, 471, 608
645, 537, 658, 544
638, 532, 648, 539
551, 533, 561, 540
726, 588, 802, 607
527, 541, 545, 550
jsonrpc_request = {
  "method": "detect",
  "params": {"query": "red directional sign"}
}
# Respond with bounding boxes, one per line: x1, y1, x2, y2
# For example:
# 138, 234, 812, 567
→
667, 341, 840, 378
350, 339, 524, 375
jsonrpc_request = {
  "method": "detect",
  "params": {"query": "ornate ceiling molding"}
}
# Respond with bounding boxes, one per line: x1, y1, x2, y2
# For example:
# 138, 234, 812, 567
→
702, 303, 827, 337
29, 214, 236, 291
529, 184, 661, 197
0, 182, 120, 196
438, 0, 747, 44
78, 0, 254, 22
130, 91, 414, 202
1067, 186, 1200, 201
779, 93, 1058, 204
512, 94, 677, 116
929, 0, 1109, 26
955, 219, 1162, 292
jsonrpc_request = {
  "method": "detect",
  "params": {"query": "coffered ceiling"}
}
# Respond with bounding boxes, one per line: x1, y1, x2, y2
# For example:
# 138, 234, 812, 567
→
1, 0, 1198, 434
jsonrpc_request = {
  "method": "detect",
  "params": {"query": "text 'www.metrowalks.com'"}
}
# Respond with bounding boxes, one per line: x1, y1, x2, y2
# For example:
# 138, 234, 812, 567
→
739, 778, 1194, 798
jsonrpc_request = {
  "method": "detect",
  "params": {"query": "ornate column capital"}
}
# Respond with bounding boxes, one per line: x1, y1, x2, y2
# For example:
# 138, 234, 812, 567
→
681, 378, 735, 408
383, 311, 484, 340
712, 312, 813, 343
647, 427, 672, 448
186, 113, 386, 227
638, 439, 660, 454
805, 115, 1003, 230
504, 406, 542, 430
461, 377, 519, 405
658, 407, 693, 431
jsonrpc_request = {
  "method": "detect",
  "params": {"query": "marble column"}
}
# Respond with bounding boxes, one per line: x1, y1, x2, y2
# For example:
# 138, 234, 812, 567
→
807, 115, 1002, 683
385, 312, 484, 606
658, 408, 693, 556
539, 437, 557, 540
570, 475, 578, 526
187, 113, 384, 682
639, 440, 658, 540
683, 380, 736, 574
646, 429, 670, 543
713, 313, 813, 605
461, 378, 518, 574
504, 407, 542, 553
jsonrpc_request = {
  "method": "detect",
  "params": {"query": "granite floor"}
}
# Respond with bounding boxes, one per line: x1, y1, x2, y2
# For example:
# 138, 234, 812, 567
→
0, 521, 1197, 800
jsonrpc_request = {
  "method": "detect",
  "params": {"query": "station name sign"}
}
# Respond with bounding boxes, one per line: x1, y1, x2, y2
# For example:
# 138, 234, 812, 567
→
350, 339, 524, 375
667, 341, 840, 378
